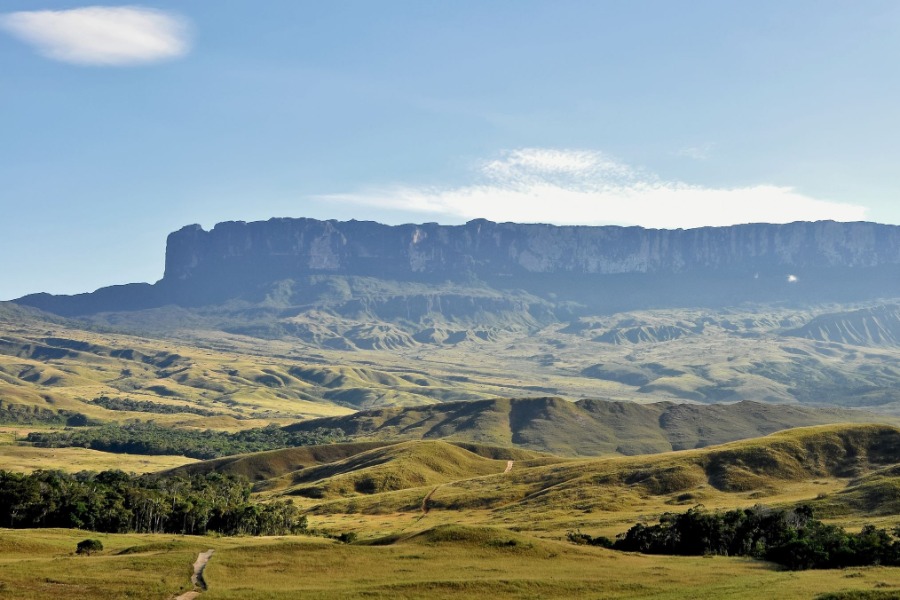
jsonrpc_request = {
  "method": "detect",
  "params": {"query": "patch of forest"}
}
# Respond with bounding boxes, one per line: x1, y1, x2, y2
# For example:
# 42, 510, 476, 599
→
90, 395, 218, 416
0, 400, 89, 426
26, 422, 348, 459
0, 469, 306, 535
570, 505, 900, 570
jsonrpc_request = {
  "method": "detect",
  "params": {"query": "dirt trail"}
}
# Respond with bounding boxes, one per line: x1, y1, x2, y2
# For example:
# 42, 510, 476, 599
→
421, 485, 440, 515
419, 461, 512, 520
174, 549, 214, 600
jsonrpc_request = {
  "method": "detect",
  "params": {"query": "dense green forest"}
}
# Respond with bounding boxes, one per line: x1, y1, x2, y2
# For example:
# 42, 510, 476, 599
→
26, 422, 348, 459
0, 469, 307, 536
571, 505, 900, 570
90, 395, 218, 416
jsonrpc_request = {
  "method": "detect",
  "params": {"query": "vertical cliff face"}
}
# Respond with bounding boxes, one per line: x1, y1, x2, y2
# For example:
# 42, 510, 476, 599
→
163, 218, 900, 283
16, 218, 900, 316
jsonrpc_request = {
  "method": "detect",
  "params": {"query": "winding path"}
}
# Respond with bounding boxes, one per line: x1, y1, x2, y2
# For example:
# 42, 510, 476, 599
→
174, 549, 214, 600
418, 460, 513, 521
421, 485, 440, 515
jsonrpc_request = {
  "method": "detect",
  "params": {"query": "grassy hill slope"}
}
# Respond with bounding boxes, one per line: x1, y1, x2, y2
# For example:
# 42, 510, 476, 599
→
284, 397, 879, 456
175, 423, 900, 537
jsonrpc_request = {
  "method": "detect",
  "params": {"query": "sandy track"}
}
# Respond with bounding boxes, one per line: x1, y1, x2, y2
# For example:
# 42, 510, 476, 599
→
174, 549, 214, 600
419, 461, 512, 520
421, 485, 440, 515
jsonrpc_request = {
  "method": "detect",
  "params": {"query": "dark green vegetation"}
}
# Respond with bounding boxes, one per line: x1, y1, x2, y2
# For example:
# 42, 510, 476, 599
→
0, 469, 307, 535
0, 399, 89, 426
601, 505, 900, 570
75, 539, 103, 555
90, 395, 217, 416
25, 422, 347, 460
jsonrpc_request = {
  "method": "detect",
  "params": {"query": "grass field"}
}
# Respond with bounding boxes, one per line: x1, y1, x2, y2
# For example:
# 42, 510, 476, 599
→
0, 444, 196, 473
3, 427, 900, 598
6, 301, 900, 598
2, 527, 900, 599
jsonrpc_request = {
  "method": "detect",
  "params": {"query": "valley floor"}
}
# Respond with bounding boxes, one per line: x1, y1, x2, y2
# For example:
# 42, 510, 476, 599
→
1, 528, 899, 599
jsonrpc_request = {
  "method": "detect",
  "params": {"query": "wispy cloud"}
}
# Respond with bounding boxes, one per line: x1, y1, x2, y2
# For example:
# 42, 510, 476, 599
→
0, 6, 190, 66
320, 148, 869, 229
676, 143, 715, 161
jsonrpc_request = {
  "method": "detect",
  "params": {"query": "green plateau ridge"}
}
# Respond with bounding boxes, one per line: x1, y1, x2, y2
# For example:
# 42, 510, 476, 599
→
170, 423, 900, 522
282, 397, 877, 456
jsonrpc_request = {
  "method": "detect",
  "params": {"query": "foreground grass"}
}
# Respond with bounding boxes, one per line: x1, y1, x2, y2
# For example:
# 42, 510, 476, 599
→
2, 527, 900, 599
0, 444, 196, 473
0, 529, 210, 599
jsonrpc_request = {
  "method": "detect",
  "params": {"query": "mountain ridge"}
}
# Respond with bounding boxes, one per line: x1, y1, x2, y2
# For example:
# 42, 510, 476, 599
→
16, 218, 900, 316
281, 396, 880, 456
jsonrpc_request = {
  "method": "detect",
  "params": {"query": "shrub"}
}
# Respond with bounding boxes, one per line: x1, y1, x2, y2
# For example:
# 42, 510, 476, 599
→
76, 539, 103, 555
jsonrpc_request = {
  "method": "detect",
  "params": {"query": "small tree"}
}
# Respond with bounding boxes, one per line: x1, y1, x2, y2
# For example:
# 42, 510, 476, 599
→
76, 539, 103, 555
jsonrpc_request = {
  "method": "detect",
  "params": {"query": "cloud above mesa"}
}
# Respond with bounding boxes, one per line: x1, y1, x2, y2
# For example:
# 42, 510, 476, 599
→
321, 149, 869, 229
0, 5, 190, 66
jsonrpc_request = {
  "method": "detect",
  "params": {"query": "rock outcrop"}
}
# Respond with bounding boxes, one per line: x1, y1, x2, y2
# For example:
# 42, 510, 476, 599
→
16, 218, 900, 316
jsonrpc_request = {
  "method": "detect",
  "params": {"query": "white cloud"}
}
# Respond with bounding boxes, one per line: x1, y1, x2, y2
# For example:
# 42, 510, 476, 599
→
676, 143, 715, 161
0, 6, 190, 66
321, 148, 869, 229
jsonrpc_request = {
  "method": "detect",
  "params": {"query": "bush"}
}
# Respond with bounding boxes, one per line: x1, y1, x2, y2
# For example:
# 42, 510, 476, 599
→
567, 530, 614, 547
337, 532, 358, 544
76, 539, 103, 555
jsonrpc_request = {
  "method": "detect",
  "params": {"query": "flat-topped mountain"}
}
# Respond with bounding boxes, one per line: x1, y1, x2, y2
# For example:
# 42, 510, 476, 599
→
163, 218, 900, 281
16, 218, 900, 316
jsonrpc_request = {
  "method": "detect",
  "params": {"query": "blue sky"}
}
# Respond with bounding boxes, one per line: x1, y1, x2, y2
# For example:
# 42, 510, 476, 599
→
2, 1, 900, 299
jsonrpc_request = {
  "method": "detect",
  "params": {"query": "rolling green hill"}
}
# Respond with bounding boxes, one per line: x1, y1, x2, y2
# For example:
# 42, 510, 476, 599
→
283, 397, 879, 456
173, 423, 900, 540
8, 298, 900, 424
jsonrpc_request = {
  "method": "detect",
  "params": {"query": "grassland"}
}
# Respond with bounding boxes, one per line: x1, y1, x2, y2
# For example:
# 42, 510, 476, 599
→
3, 426, 900, 597
0, 443, 196, 473
5, 300, 900, 597
3, 525, 900, 599
7, 300, 900, 435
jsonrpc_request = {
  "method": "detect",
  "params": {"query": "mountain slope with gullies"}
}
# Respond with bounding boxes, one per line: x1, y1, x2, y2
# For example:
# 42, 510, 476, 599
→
176, 424, 900, 537
281, 397, 879, 456
9, 298, 900, 419
785, 303, 900, 346
11, 217, 900, 416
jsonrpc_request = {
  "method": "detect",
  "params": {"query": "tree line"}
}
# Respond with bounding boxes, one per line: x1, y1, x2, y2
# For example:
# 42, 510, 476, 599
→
0, 400, 84, 426
570, 505, 900, 570
26, 422, 348, 459
90, 395, 218, 417
0, 469, 308, 536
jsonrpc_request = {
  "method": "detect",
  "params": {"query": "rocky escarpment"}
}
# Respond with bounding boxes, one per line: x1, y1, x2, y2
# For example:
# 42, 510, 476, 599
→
164, 218, 900, 280
16, 218, 900, 316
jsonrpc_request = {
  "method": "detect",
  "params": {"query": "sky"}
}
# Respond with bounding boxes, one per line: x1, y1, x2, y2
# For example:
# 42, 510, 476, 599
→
3, 1, 900, 299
